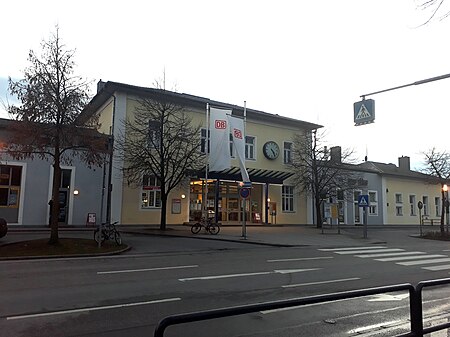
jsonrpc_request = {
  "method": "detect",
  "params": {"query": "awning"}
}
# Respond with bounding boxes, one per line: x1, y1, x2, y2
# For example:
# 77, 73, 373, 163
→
196, 167, 294, 184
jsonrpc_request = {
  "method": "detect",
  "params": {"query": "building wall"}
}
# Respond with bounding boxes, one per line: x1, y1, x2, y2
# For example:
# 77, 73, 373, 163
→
0, 154, 104, 226
112, 94, 310, 225
384, 176, 441, 225
346, 172, 384, 225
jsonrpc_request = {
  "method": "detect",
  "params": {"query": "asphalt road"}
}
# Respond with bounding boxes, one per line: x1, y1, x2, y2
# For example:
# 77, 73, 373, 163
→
2, 229, 450, 336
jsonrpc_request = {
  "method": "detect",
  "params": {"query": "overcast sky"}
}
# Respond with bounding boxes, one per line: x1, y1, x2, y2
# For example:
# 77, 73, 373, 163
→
1, 0, 450, 169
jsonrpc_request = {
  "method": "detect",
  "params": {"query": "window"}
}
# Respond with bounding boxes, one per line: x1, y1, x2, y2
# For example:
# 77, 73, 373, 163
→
422, 196, 429, 216
395, 193, 403, 216
141, 175, 161, 208
353, 190, 361, 223
245, 136, 255, 160
283, 142, 292, 164
368, 191, 378, 215
0, 165, 22, 208
435, 197, 440, 217
409, 195, 416, 216
282, 186, 294, 212
200, 129, 210, 153
229, 133, 235, 157
148, 120, 161, 148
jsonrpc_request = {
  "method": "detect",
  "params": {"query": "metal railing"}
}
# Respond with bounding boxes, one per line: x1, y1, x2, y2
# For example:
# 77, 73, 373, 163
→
154, 278, 450, 337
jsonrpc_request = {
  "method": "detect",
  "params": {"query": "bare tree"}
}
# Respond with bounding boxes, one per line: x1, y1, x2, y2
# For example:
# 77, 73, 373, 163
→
115, 86, 204, 230
422, 147, 450, 234
6, 27, 105, 244
418, 0, 450, 25
289, 129, 361, 227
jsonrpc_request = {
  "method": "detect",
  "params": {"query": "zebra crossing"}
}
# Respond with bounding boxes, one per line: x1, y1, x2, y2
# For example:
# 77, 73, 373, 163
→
318, 246, 450, 271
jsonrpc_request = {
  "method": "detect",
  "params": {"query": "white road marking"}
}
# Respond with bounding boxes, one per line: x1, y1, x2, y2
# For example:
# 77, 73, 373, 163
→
97, 265, 198, 275
319, 246, 386, 251
423, 264, 450, 271
6, 298, 181, 320
260, 298, 355, 314
348, 320, 404, 334
398, 258, 450, 266
367, 293, 409, 302
274, 268, 320, 274
282, 277, 360, 288
178, 268, 320, 281
375, 254, 446, 262
334, 248, 404, 255
267, 256, 333, 262
355, 251, 425, 258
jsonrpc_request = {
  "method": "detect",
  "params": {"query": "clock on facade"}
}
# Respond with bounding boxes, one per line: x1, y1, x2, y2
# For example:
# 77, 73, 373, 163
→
263, 141, 280, 160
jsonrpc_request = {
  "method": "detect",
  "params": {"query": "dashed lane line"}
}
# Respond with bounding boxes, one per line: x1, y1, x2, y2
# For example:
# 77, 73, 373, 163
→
97, 265, 198, 275
6, 298, 181, 320
282, 277, 360, 288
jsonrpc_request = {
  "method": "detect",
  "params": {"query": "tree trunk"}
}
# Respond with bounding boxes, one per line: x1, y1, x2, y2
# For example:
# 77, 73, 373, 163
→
49, 160, 61, 245
442, 188, 446, 235
160, 188, 167, 231
315, 197, 322, 228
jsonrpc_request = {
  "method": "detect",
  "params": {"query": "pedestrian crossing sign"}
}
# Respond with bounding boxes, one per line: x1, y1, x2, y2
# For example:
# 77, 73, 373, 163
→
358, 195, 369, 207
354, 99, 375, 126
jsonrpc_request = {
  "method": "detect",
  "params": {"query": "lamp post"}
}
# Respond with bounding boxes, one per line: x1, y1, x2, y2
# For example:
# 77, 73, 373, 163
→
444, 184, 449, 233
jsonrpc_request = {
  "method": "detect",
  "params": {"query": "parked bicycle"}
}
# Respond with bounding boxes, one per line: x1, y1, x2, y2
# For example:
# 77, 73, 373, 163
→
94, 221, 122, 245
191, 217, 220, 235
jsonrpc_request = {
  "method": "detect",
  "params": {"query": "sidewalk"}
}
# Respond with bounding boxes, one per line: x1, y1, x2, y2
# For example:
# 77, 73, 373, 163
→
4, 224, 396, 248
120, 224, 386, 247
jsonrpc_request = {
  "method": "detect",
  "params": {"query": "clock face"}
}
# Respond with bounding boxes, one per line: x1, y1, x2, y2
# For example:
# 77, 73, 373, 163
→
263, 141, 280, 160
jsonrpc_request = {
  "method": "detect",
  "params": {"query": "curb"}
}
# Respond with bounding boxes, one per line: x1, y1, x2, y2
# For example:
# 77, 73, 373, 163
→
122, 230, 300, 247
0, 245, 131, 261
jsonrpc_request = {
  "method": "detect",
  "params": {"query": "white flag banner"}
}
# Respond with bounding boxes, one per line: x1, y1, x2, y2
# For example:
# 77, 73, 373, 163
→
209, 107, 231, 172
228, 115, 250, 182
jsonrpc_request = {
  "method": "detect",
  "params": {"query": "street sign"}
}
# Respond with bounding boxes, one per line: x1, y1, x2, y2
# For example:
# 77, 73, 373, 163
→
242, 181, 252, 188
239, 187, 250, 199
354, 99, 375, 126
358, 195, 369, 207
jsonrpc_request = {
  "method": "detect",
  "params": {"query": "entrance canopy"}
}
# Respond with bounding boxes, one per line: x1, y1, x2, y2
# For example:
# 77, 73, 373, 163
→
197, 167, 293, 184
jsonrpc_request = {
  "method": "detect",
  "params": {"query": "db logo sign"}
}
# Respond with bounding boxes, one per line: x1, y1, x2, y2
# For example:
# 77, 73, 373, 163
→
233, 129, 243, 139
215, 120, 227, 129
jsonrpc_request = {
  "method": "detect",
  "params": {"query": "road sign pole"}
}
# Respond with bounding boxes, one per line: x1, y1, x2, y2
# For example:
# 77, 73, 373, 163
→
242, 198, 247, 239
363, 206, 368, 239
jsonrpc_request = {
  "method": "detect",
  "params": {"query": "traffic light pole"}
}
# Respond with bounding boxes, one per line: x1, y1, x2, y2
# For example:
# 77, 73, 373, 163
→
360, 72, 450, 100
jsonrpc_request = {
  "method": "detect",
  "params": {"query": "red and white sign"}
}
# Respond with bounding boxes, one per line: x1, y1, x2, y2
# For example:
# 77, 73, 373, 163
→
233, 128, 243, 139
215, 120, 227, 129
209, 107, 232, 172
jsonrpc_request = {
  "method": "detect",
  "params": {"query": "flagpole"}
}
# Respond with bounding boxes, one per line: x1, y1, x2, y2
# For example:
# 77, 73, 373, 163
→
204, 103, 210, 221
242, 101, 247, 239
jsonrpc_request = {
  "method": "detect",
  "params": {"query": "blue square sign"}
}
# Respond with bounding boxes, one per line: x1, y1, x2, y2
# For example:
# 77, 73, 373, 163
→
358, 195, 369, 207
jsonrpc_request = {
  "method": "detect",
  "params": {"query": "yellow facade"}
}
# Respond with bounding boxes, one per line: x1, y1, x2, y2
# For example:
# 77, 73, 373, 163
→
384, 176, 442, 225
93, 87, 314, 226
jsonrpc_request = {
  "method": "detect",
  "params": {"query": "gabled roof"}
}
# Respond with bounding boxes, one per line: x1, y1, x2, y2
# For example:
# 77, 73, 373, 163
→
77, 81, 323, 130
357, 161, 442, 183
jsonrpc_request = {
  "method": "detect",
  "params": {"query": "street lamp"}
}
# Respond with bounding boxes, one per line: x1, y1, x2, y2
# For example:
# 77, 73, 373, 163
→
443, 184, 449, 232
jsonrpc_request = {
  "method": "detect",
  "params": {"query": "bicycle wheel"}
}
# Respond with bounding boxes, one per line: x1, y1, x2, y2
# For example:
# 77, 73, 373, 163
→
191, 223, 202, 234
113, 231, 122, 245
208, 223, 220, 235
94, 229, 105, 243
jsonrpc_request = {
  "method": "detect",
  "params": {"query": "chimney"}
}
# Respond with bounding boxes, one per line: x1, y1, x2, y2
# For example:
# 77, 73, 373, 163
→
398, 156, 410, 171
97, 80, 106, 93
330, 146, 342, 163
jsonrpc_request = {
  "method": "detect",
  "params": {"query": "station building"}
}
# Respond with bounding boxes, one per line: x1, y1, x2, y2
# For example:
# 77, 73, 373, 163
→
79, 81, 322, 226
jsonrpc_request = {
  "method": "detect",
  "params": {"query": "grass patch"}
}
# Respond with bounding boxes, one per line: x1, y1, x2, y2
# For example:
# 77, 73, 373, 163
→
0, 238, 127, 258
421, 231, 450, 241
